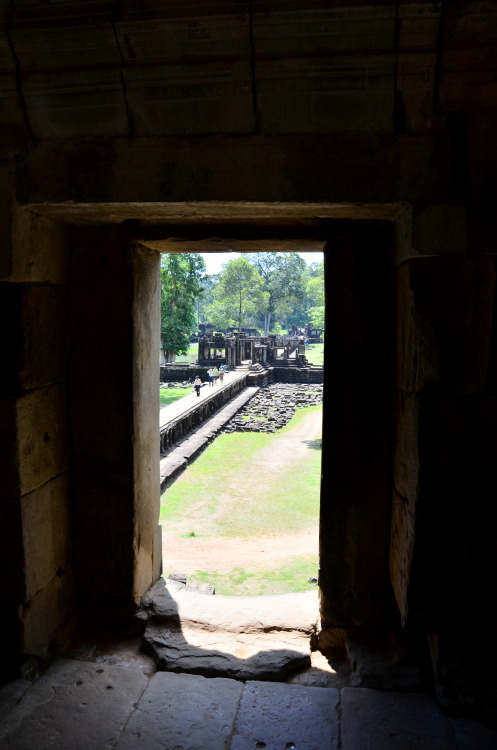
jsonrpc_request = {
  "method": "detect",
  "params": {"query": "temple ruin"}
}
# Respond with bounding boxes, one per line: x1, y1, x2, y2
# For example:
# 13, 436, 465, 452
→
197, 331, 310, 369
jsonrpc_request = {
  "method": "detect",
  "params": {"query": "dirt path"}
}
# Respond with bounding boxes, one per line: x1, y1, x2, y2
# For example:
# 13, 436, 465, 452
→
162, 531, 319, 576
162, 408, 322, 576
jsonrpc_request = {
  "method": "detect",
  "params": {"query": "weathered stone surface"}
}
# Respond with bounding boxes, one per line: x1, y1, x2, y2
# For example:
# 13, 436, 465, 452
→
9, 206, 68, 284
253, 4, 395, 135
115, 671, 243, 750
143, 622, 310, 681
413, 204, 467, 257
0, 680, 30, 724
21, 474, 71, 599
0, 659, 148, 749
396, 257, 496, 395
0, 385, 68, 498
21, 570, 76, 660
19, 135, 454, 205
409, 394, 497, 628
231, 680, 339, 750
142, 578, 319, 635
344, 629, 423, 691
341, 687, 457, 750
0, 282, 66, 393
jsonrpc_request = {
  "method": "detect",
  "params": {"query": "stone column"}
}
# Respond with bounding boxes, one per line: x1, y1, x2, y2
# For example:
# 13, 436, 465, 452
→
393, 203, 497, 707
319, 224, 397, 635
68, 227, 161, 617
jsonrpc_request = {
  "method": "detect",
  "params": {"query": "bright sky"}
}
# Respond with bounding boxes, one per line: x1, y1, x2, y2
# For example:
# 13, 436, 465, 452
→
201, 251, 323, 275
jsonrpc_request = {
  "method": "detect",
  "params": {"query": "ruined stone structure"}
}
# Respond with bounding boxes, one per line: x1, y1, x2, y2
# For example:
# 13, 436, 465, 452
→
2, 0, 497, 731
198, 330, 308, 368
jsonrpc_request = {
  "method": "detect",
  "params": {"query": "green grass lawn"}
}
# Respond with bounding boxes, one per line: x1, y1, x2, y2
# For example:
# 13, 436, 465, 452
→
174, 343, 198, 363
160, 405, 322, 594
160, 387, 192, 407
305, 341, 324, 367
190, 555, 318, 597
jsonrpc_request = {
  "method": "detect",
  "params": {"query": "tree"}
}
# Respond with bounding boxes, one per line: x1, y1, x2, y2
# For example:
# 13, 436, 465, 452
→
209, 257, 268, 332
160, 253, 206, 362
305, 261, 325, 330
196, 273, 220, 326
242, 252, 307, 335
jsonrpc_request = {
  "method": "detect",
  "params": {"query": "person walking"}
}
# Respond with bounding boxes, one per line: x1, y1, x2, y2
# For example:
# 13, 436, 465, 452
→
193, 375, 202, 397
219, 364, 225, 384
212, 365, 219, 385
207, 367, 214, 387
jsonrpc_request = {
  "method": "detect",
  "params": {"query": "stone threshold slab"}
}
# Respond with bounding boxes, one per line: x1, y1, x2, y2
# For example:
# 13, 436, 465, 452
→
141, 578, 320, 635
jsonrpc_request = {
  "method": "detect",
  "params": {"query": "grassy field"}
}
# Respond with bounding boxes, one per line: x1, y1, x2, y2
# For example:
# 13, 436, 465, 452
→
174, 343, 198, 363
305, 341, 324, 367
160, 405, 322, 595
190, 555, 318, 597
160, 387, 192, 407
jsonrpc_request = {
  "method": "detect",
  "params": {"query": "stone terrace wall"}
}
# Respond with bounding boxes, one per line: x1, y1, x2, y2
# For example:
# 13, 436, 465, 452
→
159, 368, 324, 451
160, 375, 249, 453
160, 366, 324, 387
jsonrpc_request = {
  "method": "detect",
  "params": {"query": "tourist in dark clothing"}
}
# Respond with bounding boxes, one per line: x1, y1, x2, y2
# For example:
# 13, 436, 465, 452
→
194, 375, 202, 397
207, 367, 214, 386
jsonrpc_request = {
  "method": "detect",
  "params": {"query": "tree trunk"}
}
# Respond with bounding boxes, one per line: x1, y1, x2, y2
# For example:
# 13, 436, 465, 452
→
264, 311, 271, 336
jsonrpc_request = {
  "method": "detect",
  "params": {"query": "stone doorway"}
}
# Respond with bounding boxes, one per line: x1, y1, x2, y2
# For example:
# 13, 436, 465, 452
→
157, 245, 325, 602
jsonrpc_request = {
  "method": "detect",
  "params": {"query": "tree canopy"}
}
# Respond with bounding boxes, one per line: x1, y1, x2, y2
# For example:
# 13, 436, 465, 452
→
206, 257, 269, 332
162, 252, 324, 348
160, 253, 206, 362
241, 252, 307, 335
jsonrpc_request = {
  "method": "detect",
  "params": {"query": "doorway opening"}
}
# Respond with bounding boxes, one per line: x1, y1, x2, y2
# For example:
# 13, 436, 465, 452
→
157, 245, 325, 598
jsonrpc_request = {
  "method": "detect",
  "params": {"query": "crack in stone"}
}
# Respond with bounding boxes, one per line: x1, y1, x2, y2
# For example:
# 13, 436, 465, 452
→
7, 0, 34, 140
112, 0, 136, 138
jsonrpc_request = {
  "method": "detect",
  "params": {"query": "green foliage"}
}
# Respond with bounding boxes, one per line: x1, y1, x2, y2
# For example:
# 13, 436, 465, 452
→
196, 273, 220, 327
242, 252, 307, 335
197, 254, 325, 336
308, 305, 325, 329
161, 254, 206, 362
206, 257, 269, 332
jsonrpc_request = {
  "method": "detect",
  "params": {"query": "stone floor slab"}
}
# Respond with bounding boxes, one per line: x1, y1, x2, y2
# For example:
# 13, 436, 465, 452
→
341, 687, 458, 750
115, 671, 243, 750
0, 659, 148, 750
144, 623, 310, 681
231, 680, 339, 750
449, 716, 497, 749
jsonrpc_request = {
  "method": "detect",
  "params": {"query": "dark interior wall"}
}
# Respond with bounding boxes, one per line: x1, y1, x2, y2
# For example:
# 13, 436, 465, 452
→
0, 188, 75, 678
68, 225, 137, 611
320, 224, 397, 632
68, 225, 161, 615
1, 0, 497, 710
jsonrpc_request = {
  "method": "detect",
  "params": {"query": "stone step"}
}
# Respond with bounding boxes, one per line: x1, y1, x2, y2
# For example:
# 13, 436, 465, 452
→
139, 578, 319, 681
141, 579, 319, 634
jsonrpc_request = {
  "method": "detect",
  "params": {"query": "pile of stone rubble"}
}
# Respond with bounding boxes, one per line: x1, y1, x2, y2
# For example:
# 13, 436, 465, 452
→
223, 383, 323, 433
